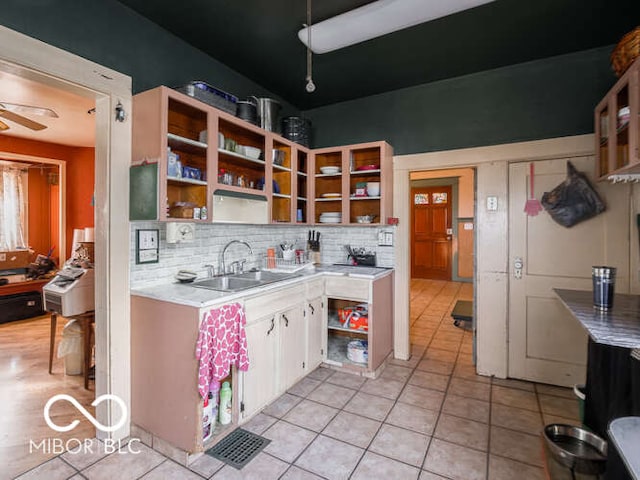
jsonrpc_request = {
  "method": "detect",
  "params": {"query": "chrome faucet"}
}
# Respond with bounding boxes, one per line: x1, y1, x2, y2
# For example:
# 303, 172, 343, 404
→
221, 240, 253, 274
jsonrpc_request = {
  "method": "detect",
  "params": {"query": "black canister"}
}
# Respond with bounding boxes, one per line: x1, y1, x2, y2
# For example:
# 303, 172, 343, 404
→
236, 100, 258, 125
592, 266, 616, 311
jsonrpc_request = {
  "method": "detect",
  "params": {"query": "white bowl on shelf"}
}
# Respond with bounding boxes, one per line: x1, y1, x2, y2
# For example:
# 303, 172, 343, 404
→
242, 145, 262, 159
366, 182, 380, 197
320, 166, 340, 174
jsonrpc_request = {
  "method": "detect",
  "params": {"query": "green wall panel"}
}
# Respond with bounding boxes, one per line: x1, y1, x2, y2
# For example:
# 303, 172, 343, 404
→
303, 47, 617, 155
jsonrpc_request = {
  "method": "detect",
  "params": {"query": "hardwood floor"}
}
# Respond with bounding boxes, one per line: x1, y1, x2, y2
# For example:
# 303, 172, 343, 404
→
0, 314, 94, 479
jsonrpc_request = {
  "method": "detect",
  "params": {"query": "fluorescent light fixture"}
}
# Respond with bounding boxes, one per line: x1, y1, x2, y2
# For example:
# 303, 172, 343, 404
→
298, 0, 495, 54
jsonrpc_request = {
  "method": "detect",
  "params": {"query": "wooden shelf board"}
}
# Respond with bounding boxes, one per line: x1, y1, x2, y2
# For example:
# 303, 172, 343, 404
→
167, 132, 207, 150
167, 177, 208, 186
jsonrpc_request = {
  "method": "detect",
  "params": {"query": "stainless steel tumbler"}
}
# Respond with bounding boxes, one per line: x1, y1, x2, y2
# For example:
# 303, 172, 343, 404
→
592, 266, 616, 311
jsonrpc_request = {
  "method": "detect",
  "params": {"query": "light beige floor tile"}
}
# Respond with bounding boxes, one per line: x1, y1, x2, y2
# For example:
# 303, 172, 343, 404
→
538, 394, 580, 420
240, 412, 277, 435
409, 370, 450, 392
188, 453, 225, 477
491, 403, 543, 434
411, 334, 432, 346
380, 364, 413, 382
140, 460, 202, 479
535, 384, 574, 399
61, 438, 109, 470
360, 376, 406, 400
492, 378, 535, 392
490, 426, 544, 467
294, 435, 363, 480
419, 471, 449, 479
343, 392, 395, 421
369, 424, 430, 467
262, 393, 302, 418
542, 413, 582, 427
389, 355, 421, 369
442, 393, 490, 423
434, 413, 489, 451
287, 377, 322, 397
386, 402, 439, 435
15, 457, 77, 480
351, 451, 420, 480
68, 475, 86, 480
488, 455, 545, 480
280, 466, 325, 479
325, 371, 367, 390
307, 382, 356, 409
399, 384, 445, 411
453, 364, 491, 384
417, 359, 455, 375
283, 399, 338, 432
82, 443, 165, 480
430, 339, 461, 352
212, 452, 288, 479
492, 386, 539, 412
322, 411, 381, 448
449, 377, 491, 401
423, 438, 487, 480
263, 420, 316, 463
424, 348, 458, 363
306, 367, 334, 381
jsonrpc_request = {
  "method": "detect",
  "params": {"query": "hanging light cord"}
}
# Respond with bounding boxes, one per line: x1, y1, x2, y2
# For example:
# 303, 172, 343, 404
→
305, 0, 316, 93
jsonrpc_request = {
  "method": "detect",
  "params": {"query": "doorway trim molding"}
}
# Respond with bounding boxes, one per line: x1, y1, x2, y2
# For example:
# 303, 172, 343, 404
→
393, 134, 594, 375
0, 25, 132, 439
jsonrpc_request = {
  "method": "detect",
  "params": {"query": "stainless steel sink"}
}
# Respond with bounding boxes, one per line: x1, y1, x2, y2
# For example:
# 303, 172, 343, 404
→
191, 270, 300, 292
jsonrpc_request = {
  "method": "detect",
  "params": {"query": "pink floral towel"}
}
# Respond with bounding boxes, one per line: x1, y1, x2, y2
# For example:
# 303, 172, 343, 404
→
195, 302, 249, 398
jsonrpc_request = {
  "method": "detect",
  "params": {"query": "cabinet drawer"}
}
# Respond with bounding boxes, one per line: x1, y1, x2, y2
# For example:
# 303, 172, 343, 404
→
325, 277, 370, 301
305, 278, 324, 297
244, 285, 301, 323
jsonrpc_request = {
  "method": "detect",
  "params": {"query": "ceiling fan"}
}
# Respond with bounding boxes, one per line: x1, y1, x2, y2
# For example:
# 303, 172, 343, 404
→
0, 102, 58, 131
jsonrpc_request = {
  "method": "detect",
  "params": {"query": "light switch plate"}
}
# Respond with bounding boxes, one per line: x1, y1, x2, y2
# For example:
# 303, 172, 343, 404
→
136, 228, 159, 264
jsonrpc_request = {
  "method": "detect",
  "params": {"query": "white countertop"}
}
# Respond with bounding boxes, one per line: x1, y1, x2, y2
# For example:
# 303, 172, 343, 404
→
131, 264, 393, 309
609, 417, 640, 480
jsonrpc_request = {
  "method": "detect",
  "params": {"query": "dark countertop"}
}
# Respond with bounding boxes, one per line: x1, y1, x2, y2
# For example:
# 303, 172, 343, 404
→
609, 417, 640, 480
554, 289, 640, 349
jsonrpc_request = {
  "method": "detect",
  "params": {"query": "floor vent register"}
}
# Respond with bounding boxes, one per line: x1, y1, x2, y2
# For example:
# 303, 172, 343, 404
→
205, 428, 271, 470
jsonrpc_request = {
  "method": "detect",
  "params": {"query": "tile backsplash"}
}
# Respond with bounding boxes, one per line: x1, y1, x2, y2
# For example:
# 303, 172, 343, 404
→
130, 223, 396, 288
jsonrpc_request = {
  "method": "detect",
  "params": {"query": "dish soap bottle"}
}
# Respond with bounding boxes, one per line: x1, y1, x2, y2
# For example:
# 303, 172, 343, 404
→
219, 381, 232, 425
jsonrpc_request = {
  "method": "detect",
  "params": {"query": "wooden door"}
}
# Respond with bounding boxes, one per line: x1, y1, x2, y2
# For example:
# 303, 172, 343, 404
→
241, 315, 278, 419
411, 186, 452, 279
508, 157, 629, 386
306, 297, 324, 371
278, 304, 306, 392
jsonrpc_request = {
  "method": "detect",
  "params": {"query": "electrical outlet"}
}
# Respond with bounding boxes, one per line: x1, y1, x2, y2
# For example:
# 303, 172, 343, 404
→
486, 196, 498, 211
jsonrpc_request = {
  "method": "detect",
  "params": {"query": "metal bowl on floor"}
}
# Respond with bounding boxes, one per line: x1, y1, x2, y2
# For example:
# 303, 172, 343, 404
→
542, 424, 607, 475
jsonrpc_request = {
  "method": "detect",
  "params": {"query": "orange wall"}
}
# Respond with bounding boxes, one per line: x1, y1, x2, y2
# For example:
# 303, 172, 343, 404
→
0, 136, 94, 261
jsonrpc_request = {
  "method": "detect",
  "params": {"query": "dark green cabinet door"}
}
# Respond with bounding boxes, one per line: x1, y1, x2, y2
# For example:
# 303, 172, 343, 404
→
130, 163, 158, 220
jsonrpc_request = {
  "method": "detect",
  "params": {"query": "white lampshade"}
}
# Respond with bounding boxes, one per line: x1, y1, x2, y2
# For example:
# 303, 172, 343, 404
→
299, 0, 495, 54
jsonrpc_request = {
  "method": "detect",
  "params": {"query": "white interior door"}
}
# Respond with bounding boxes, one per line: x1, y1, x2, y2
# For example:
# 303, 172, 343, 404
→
508, 157, 629, 386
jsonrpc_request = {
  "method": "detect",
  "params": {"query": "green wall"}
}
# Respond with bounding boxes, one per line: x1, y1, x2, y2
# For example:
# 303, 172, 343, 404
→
0, 0, 298, 114
303, 47, 617, 155
0, 2, 618, 155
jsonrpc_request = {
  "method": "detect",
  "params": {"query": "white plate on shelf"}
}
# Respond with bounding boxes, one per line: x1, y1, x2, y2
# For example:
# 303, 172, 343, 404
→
319, 219, 342, 224
321, 193, 341, 198
320, 166, 341, 174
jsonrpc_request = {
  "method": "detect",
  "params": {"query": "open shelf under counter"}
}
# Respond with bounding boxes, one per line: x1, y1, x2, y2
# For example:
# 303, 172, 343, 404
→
328, 315, 368, 335
326, 334, 368, 370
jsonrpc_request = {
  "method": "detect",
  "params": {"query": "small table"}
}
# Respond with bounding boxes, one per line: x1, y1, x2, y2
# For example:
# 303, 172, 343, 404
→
49, 311, 95, 389
451, 300, 473, 327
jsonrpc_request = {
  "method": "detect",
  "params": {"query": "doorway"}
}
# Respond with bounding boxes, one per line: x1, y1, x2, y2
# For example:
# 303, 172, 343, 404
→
0, 25, 132, 479
411, 185, 453, 280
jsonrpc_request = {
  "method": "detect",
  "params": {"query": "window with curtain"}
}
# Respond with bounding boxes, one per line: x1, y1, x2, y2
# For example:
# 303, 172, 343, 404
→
0, 162, 27, 251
